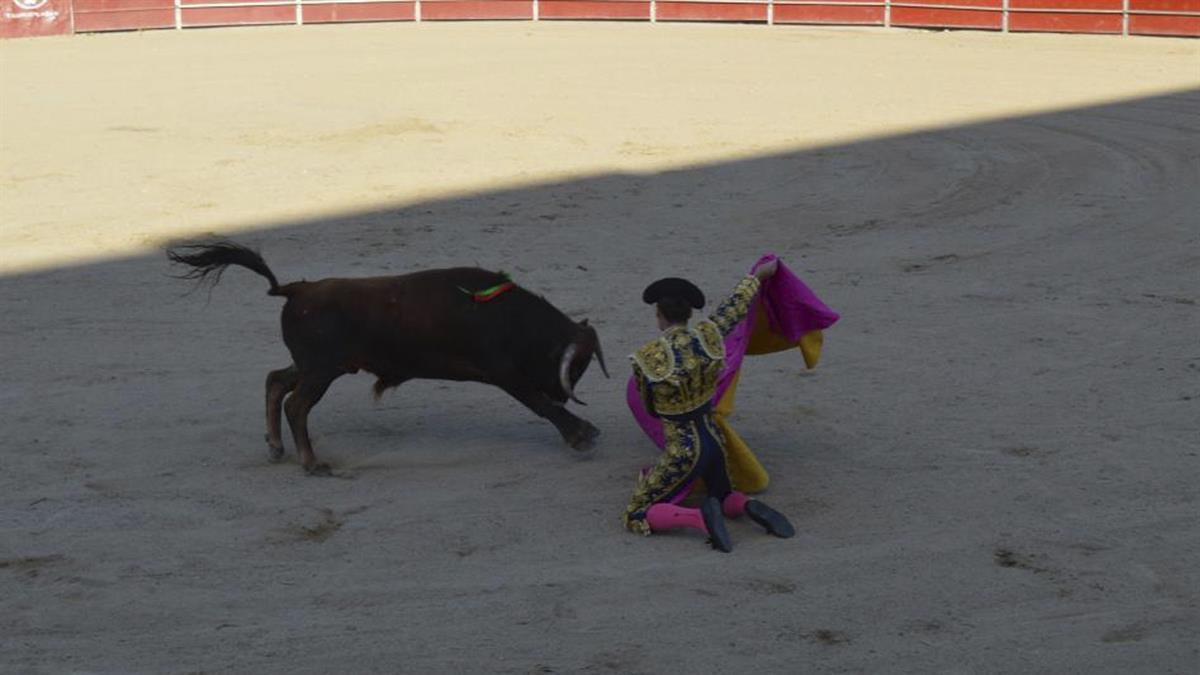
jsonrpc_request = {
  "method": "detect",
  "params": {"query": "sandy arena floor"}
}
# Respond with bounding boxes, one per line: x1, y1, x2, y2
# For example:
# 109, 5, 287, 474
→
2, 21, 1199, 673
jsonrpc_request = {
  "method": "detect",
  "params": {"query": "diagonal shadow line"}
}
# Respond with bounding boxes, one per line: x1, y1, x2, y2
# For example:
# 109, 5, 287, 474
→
2, 88, 1197, 461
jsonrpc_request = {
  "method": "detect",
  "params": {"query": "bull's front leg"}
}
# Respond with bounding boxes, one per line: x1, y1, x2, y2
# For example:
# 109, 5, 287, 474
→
501, 385, 599, 451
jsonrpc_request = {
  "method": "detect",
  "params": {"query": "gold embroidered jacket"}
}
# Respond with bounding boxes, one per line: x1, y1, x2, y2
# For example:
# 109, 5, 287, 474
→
630, 276, 760, 417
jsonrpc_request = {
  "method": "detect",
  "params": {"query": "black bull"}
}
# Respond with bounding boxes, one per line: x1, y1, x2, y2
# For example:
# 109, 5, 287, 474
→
168, 242, 608, 475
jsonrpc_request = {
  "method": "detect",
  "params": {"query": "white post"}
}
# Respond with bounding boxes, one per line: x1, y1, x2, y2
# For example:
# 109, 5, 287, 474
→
1002, 0, 1008, 32
767, 0, 773, 25
296, 0, 303, 25
650, 0, 656, 23
1122, 0, 1129, 36
884, 0, 891, 28
174, 0, 182, 29
533, 0, 539, 20
415, 0, 422, 21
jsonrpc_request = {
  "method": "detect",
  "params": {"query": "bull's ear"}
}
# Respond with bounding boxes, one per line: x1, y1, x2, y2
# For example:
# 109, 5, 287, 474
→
580, 318, 589, 326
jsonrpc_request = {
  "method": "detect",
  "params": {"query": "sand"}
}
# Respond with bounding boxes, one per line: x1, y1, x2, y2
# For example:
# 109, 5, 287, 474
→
2, 21, 1198, 673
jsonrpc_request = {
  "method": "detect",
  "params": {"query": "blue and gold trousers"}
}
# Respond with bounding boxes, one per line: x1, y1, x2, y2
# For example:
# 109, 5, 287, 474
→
623, 409, 734, 535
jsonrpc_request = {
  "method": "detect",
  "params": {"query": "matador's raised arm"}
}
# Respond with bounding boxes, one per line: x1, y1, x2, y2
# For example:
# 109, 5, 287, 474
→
707, 275, 761, 336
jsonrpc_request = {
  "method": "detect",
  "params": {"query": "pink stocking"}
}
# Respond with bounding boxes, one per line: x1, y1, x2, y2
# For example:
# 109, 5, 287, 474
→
645, 503, 709, 534
722, 492, 749, 519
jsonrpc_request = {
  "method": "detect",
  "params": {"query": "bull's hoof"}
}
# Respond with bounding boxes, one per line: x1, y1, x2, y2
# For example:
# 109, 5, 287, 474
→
265, 435, 285, 463
305, 462, 333, 477
568, 422, 600, 451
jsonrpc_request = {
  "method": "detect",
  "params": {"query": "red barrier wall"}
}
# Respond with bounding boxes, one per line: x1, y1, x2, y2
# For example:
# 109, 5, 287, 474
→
3, 0, 1198, 37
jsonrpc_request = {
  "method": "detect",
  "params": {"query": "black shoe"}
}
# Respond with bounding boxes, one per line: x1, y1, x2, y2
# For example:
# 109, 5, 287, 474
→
700, 496, 733, 553
745, 500, 795, 539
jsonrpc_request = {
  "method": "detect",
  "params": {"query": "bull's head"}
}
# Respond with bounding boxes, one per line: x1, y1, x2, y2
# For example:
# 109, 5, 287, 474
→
559, 319, 609, 406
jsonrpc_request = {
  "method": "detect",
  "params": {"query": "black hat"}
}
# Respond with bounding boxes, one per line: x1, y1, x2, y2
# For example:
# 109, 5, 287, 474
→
642, 277, 705, 309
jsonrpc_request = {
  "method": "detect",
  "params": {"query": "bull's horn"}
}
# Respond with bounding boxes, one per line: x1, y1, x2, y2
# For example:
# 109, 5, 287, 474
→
594, 336, 610, 378
560, 343, 586, 406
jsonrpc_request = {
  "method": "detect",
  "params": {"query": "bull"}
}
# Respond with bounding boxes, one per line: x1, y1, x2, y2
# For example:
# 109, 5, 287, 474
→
167, 241, 607, 475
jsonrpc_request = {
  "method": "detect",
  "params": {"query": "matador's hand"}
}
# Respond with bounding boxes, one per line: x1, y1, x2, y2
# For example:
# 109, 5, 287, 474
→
753, 259, 778, 281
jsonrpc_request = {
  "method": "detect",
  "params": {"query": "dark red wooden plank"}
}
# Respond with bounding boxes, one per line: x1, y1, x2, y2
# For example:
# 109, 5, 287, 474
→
538, 0, 650, 19
1129, 13, 1200, 34
301, 1, 415, 22
420, 0, 533, 19
897, 0, 1000, 8
1009, 11, 1122, 32
181, 4, 296, 25
773, 4, 884, 24
1010, 0, 1121, 8
74, 8, 174, 30
656, 1, 767, 22
181, 0, 285, 5
74, 0, 173, 11
1128, 0, 1200, 11
891, 6, 1002, 29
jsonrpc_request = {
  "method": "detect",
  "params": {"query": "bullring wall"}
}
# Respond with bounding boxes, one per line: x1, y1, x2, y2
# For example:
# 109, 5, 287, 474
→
3, 0, 1198, 40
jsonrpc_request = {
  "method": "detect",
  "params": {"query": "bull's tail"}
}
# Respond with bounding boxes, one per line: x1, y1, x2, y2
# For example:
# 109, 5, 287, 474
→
167, 241, 288, 297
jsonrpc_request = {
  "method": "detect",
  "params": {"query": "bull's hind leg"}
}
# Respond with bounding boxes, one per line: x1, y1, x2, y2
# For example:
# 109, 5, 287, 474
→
265, 365, 299, 462
283, 368, 341, 476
